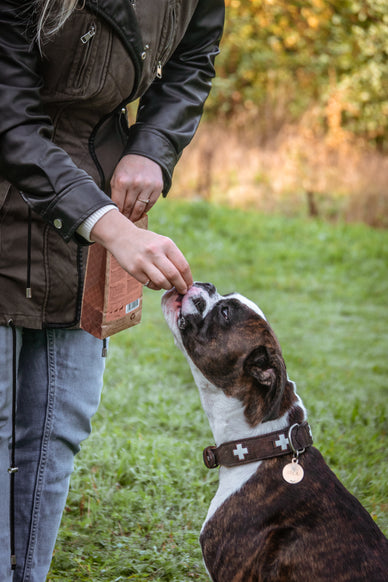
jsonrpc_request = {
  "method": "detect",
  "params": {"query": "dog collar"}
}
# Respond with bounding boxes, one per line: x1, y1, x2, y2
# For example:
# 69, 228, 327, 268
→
203, 422, 313, 469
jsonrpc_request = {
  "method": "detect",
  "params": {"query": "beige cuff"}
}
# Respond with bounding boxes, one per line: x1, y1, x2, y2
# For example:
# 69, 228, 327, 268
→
76, 205, 118, 242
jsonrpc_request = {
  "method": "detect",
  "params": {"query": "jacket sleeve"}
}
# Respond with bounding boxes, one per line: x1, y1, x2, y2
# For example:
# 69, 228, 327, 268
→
0, 0, 113, 243
123, 0, 225, 195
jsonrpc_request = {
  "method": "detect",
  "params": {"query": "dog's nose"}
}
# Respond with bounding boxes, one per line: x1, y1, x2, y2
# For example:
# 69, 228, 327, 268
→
193, 282, 217, 296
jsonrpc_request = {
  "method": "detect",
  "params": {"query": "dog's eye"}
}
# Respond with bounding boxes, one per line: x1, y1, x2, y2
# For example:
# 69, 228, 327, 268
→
221, 306, 230, 321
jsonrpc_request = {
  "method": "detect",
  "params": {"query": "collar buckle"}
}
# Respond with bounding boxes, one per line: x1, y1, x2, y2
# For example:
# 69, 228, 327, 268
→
203, 445, 218, 469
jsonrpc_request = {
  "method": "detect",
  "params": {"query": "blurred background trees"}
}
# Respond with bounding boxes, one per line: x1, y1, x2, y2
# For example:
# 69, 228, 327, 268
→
167, 0, 388, 227
207, 0, 388, 150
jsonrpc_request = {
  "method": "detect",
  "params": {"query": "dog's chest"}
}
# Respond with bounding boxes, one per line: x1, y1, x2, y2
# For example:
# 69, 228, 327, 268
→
200, 448, 388, 582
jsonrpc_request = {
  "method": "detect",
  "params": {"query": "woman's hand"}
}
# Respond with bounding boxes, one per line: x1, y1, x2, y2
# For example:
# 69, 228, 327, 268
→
110, 154, 164, 222
90, 209, 193, 294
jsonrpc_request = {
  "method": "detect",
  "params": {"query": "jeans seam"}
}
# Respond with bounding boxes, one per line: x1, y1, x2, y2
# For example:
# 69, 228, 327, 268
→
23, 330, 56, 582
0, 326, 22, 581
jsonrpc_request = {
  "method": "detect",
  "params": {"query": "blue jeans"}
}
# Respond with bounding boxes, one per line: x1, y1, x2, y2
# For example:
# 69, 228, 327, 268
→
0, 327, 106, 582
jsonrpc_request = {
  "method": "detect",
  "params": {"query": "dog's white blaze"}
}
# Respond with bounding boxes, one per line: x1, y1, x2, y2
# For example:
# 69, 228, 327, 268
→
189, 364, 258, 444
183, 285, 222, 317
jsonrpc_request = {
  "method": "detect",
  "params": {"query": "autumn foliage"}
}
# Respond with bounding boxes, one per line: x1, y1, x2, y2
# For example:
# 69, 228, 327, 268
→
208, 0, 388, 149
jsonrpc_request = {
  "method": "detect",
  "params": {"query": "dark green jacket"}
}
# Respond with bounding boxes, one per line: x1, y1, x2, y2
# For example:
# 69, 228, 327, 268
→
0, 0, 224, 328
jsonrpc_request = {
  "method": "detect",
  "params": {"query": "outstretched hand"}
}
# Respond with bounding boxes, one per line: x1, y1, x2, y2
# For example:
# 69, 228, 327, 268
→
90, 209, 193, 294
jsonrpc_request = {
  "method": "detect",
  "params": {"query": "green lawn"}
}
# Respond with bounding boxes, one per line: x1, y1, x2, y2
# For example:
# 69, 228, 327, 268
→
49, 200, 388, 581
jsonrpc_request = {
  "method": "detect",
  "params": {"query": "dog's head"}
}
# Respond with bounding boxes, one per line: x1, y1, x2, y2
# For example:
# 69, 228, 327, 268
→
162, 282, 298, 427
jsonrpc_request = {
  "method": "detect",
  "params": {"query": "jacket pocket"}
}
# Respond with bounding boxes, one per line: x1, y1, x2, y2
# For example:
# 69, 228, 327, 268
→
133, 0, 181, 96
41, 11, 112, 101
70, 22, 97, 90
152, 1, 178, 79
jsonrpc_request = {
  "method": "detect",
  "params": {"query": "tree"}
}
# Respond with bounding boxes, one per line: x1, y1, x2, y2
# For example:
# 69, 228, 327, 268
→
207, 0, 388, 147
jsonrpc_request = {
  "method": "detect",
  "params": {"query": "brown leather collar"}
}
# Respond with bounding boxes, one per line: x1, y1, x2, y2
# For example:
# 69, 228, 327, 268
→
203, 422, 313, 469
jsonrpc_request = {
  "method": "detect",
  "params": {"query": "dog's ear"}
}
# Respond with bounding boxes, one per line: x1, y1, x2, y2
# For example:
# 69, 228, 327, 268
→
244, 346, 276, 387
243, 345, 287, 425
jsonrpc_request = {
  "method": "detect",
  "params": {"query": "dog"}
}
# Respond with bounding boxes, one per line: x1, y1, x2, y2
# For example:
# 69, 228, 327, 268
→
161, 282, 388, 582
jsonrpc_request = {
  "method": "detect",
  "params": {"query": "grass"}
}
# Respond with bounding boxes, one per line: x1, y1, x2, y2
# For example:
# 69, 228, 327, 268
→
49, 200, 388, 581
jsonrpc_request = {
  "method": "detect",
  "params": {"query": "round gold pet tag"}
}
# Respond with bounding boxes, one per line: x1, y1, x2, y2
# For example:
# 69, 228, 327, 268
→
282, 458, 304, 484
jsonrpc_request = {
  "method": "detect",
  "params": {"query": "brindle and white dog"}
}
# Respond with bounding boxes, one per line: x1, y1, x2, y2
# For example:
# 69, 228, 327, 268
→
162, 282, 388, 582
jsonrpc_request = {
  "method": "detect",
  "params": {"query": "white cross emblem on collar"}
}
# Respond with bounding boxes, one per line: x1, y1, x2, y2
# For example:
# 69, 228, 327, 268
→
275, 433, 289, 451
233, 443, 249, 461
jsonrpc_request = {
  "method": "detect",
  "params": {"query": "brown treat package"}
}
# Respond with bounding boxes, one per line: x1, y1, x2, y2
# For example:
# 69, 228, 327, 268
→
80, 215, 147, 339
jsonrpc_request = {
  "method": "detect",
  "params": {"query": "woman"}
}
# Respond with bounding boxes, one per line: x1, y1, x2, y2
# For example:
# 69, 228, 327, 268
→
0, 0, 225, 580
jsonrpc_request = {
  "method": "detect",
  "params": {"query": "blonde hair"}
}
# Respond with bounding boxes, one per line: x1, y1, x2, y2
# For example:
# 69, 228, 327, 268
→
35, 0, 79, 48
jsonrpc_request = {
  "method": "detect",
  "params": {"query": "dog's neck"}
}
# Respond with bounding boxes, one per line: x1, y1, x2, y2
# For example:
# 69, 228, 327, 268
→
190, 363, 307, 446
189, 363, 307, 528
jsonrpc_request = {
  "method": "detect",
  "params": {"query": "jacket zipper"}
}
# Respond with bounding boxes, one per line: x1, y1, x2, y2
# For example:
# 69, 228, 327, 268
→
154, 6, 177, 79
80, 24, 96, 44
74, 24, 96, 87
